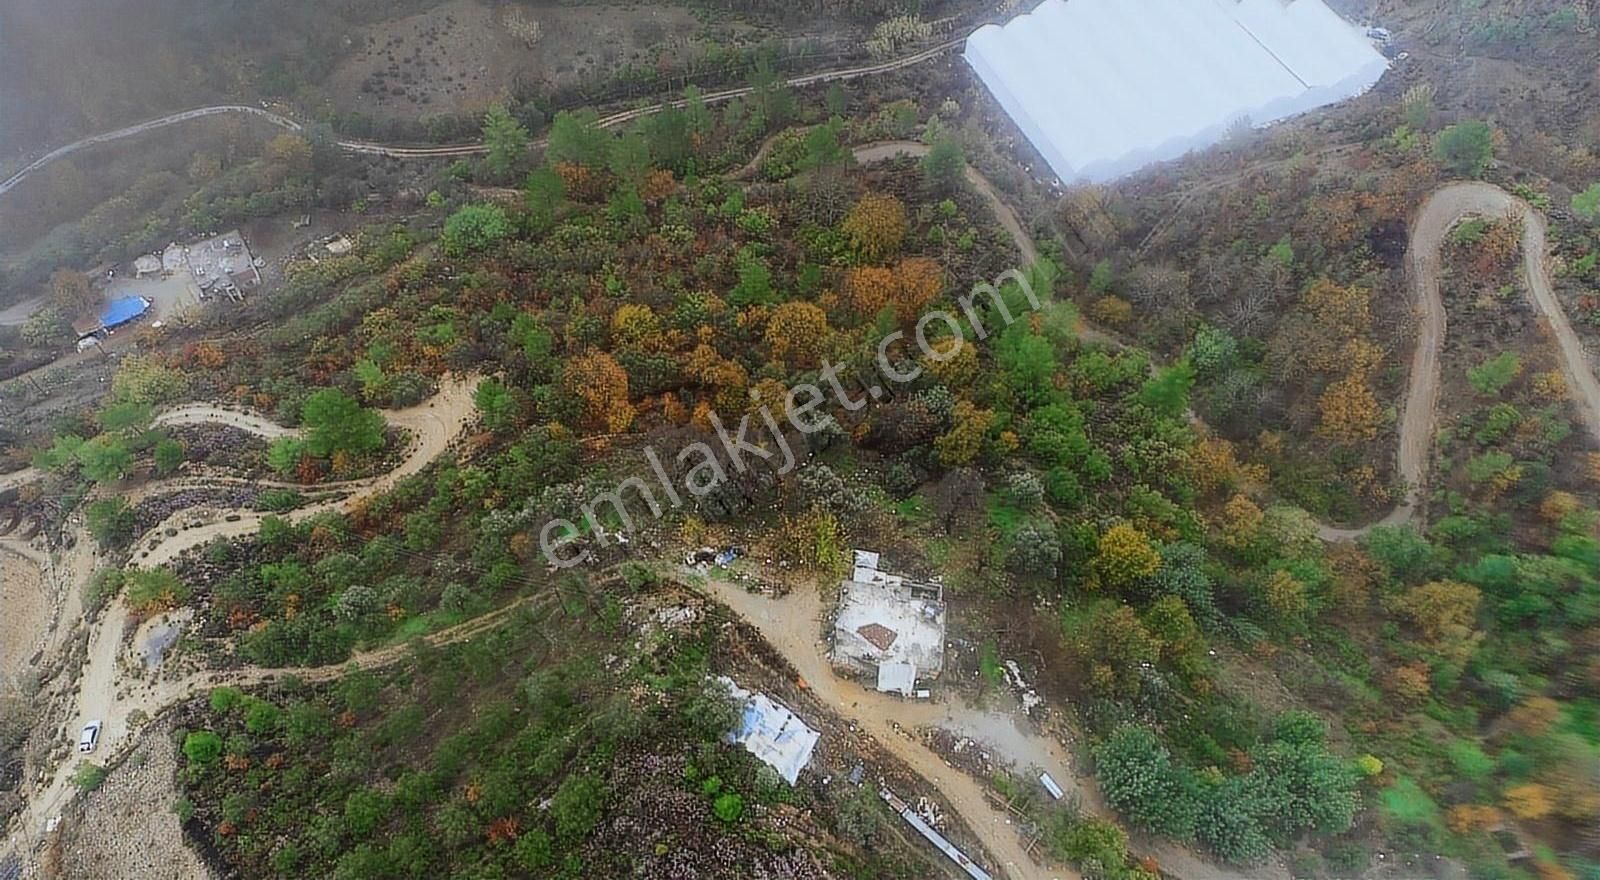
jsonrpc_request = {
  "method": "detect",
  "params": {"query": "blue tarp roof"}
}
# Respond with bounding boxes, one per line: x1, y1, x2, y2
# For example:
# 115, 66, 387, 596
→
99, 296, 151, 328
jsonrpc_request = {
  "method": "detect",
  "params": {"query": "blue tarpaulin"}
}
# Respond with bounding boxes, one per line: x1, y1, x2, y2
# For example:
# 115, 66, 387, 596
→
99, 296, 151, 329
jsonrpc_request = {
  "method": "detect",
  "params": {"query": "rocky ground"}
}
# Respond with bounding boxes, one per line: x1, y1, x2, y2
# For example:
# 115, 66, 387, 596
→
54, 722, 211, 880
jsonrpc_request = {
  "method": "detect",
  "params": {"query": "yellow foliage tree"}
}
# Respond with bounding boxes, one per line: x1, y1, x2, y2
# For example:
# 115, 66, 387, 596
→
1304, 278, 1371, 337
892, 257, 944, 322
1219, 493, 1263, 551
1317, 372, 1381, 443
1446, 804, 1502, 835
1385, 661, 1431, 703
1093, 523, 1162, 591
922, 337, 978, 388
1503, 783, 1554, 820
841, 193, 907, 262
845, 265, 897, 316
764, 301, 831, 367
934, 400, 995, 467
1391, 579, 1481, 641
1262, 569, 1309, 619
1539, 490, 1580, 524
1506, 696, 1563, 738
1532, 369, 1567, 399
611, 303, 664, 350
1089, 295, 1133, 326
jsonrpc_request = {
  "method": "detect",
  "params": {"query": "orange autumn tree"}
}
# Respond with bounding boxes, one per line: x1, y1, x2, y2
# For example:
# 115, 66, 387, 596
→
845, 257, 945, 323
845, 266, 896, 316
892, 257, 944, 322
563, 350, 635, 432
841, 193, 907, 262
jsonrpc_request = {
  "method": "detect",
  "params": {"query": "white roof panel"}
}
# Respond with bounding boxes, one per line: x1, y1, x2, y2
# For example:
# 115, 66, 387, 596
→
964, 0, 1388, 183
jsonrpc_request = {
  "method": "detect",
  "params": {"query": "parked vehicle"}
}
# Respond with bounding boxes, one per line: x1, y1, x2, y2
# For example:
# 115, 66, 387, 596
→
77, 720, 102, 753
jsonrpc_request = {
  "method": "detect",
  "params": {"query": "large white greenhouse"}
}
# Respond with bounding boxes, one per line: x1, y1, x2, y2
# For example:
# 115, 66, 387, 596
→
963, 0, 1390, 184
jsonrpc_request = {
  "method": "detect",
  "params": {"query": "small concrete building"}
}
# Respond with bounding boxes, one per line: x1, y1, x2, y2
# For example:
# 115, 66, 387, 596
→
832, 551, 946, 691
132, 254, 162, 278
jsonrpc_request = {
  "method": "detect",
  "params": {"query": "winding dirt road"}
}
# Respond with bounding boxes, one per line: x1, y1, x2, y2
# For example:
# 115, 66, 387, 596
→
845, 144, 1598, 540
5, 109, 1597, 880
2, 375, 479, 857
1316, 183, 1599, 540
0, 40, 962, 195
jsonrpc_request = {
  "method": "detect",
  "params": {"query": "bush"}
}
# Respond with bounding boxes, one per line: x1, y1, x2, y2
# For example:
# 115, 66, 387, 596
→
1434, 120, 1494, 177
442, 203, 511, 256
254, 488, 304, 512
72, 762, 108, 791
550, 774, 605, 839
84, 569, 125, 616
85, 498, 136, 548
183, 730, 224, 766
712, 791, 744, 823
209, 687, 245, 714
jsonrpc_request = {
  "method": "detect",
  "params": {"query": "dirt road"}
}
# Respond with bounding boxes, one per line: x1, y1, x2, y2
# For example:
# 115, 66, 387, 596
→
1316, 183, 1596, 540
151, 405, 298, 440
0, 40, 963, 190
853, 139, 1588, 543
0, 106, 301, 198
2, 375, 479, 856
698, 575, 1066, 880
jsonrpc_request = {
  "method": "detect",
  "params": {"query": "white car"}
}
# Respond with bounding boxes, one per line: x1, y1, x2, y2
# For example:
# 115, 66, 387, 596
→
77, 721, 102, 753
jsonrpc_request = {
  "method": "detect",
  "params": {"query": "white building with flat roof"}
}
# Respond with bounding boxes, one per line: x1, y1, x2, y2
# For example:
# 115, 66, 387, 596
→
833, 551, 946, 688
964, 0, 1389, 183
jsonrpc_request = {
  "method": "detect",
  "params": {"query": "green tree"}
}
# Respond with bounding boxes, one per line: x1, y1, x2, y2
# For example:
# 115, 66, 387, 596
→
1574, 182, 1600, 222
481, 104, 529, 181
524, 165, 566, 232
1195, 778, 1271, 864
545, 110, 611, 168
442, 203, 511, 256
267, 437, 306, 475
183, 730, 224, 765
301, 388, 386, 458
1434, 120, 1494, 177
474, 378, 516, 433
609, 129, 652, 189
153, 437, 183, 475
1095, 726, 1201, 838
800, 118, 849, 172
1139, 360, 1196, 418
344, 788, 389, 838
747, 58, 795, 128
713, 791, 745, 823
76, 435, 133, 482
97, 401, 152, 433
1467, 351, 1521, 395
85, 498, 136, 548
922, 132, 966, 191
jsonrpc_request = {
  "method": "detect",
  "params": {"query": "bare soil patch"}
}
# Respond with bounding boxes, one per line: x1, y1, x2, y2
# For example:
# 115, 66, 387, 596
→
0, 549, 49, 692
325, 0, 707, 122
